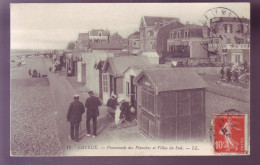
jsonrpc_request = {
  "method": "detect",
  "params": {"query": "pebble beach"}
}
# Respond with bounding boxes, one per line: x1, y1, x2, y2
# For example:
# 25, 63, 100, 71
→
10, 55, 62, 156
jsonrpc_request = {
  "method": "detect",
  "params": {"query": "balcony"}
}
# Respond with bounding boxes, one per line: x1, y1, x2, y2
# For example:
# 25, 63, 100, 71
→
162, 51, 190, 58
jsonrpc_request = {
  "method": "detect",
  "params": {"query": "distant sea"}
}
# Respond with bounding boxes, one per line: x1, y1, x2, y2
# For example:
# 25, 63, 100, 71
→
11, 49, 56, 57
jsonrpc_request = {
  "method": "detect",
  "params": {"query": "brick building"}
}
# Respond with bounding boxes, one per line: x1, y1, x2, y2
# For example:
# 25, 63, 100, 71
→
208, 17, 250, 66
139, 16, 180, 53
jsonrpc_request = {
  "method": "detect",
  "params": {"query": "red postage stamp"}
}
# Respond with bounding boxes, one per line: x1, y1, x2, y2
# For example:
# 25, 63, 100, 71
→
214, 114, 245, 154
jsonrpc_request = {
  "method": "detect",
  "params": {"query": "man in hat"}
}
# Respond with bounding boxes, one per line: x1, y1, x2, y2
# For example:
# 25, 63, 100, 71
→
67, 94, 85, 143
106, 92, 118, 118
85, 91, 102, 138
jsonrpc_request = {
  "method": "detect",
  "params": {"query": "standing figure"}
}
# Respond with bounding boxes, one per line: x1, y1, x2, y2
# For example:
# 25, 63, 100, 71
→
118, 96, 130, 121
226, 68, 232, 83
32, 69, 38, 78
85, 91, 102, 138
234, 68, 239, 83
220, 67, 225, 79
106, 93, 118, 118
67, 94, 85, 143
28, 69, 31, 76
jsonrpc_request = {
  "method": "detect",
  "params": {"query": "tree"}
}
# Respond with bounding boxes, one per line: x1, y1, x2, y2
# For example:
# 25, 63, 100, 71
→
67, 42, 75, 50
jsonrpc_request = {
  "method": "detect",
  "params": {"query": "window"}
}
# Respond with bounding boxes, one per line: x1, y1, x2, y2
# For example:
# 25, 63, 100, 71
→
98, 32, 102, 37
126, 82, 130, 96
177, 31, 181, 39
177, 45, 184, 52
133, 41, 137, 46
170, 32, 174, 39
224, 24, 233, 33
235, 55, 241, 63
184, 30, 189, 38
169, 45, 175, 52
103, 74, 108, 92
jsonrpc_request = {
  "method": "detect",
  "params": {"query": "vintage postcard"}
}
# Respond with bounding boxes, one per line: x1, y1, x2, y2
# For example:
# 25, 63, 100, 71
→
10, 3, 250, 156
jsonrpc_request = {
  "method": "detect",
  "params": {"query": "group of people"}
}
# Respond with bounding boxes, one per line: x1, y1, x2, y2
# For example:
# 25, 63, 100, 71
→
220, 67, 241, 83
67, 91, 137, 143
106, 93, 136, 125
67, 91, 101, 143
28, 68, 47, 78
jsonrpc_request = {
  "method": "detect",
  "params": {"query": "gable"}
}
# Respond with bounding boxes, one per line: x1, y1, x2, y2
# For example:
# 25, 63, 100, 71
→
136, 73, 155, 90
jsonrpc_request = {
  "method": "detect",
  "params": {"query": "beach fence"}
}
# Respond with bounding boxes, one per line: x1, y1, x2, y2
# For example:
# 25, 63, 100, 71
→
183, 67, 224, 75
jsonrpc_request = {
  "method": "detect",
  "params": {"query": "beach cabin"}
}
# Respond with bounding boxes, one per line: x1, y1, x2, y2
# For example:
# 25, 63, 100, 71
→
134, 68, 207, 142
123, 64, 170, 108
77, 52, 114, 96
101, 56, 152, 104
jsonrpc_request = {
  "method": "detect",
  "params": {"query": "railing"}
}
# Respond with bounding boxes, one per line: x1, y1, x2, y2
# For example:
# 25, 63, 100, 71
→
162, 51, 190, 58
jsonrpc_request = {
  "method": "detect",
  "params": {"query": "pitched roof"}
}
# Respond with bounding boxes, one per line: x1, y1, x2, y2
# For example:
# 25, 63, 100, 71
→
128, 31, 140, 38
210, 17, 250, 23
134, 68, 208, 93
88, 42, 123, 50
143, 16, 179, 26
103, 56, 152, 77
123, 64, 170, 75
89, 29, 110, 36
170, 24, 202, 31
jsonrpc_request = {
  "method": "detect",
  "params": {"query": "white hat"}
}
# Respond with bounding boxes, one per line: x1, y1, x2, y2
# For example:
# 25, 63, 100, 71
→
73, 94, 80, 98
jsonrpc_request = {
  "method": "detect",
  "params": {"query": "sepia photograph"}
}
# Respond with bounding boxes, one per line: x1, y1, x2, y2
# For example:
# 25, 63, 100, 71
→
10, 3, 250, 156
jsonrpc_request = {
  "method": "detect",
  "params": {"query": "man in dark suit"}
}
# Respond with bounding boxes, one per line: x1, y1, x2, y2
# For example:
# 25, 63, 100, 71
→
67, 94, 85, 143
85, 91, 102, 138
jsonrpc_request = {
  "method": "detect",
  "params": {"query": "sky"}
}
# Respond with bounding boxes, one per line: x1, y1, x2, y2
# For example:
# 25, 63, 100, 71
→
11, 3, 250, 50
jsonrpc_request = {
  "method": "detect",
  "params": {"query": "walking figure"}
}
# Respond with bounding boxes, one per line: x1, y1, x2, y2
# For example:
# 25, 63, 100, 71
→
220, 67, 225, 79
67, 94, 85, 143
85, 91, 102, 138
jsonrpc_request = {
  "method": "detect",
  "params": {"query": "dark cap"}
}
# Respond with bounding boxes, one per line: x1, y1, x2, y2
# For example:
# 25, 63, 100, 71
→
88, 91, 94, 95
